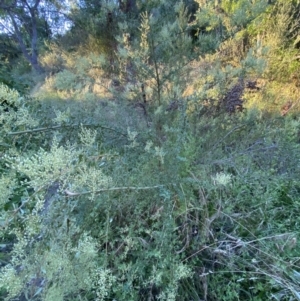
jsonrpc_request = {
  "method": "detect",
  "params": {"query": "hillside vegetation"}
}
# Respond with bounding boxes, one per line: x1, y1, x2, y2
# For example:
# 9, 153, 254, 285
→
1, 0, 300, 300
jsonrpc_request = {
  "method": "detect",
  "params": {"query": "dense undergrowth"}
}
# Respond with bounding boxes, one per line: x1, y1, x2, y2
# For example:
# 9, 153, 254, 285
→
1, 87, 300, 300
1, 0, 300, 300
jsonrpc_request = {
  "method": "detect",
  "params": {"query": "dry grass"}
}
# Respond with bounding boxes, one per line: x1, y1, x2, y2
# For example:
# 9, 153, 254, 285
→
244, 79, 300, 115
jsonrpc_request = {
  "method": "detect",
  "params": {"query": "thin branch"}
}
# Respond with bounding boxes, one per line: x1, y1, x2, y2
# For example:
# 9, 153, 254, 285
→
149, 35, 161, 106
212, 124, 246, 149
20, 0, 31, 10
0, 19, 14, 35
8, 123, 127, 137
65, 185, 164, 197
33, 0, 41, 10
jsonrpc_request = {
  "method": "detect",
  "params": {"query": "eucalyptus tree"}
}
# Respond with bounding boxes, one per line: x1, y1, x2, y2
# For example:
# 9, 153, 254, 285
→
0, 0, 68, 72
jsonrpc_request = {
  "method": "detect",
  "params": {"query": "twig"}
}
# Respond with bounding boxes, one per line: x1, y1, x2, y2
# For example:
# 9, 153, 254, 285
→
65, 185, 163, 197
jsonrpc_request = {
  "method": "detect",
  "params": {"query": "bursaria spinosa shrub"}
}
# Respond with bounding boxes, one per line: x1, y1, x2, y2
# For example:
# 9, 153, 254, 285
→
0, 85, 193, 300
0, 83, 39, 154
0, 128, 117, 300
0, 83, 20, 107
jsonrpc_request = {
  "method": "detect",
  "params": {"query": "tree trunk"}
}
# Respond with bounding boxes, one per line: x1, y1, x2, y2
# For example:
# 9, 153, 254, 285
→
5, 0, 43, 73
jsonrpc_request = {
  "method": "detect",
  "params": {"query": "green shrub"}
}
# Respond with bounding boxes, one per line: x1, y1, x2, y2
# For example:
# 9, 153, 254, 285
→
1, 1, 300, 300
